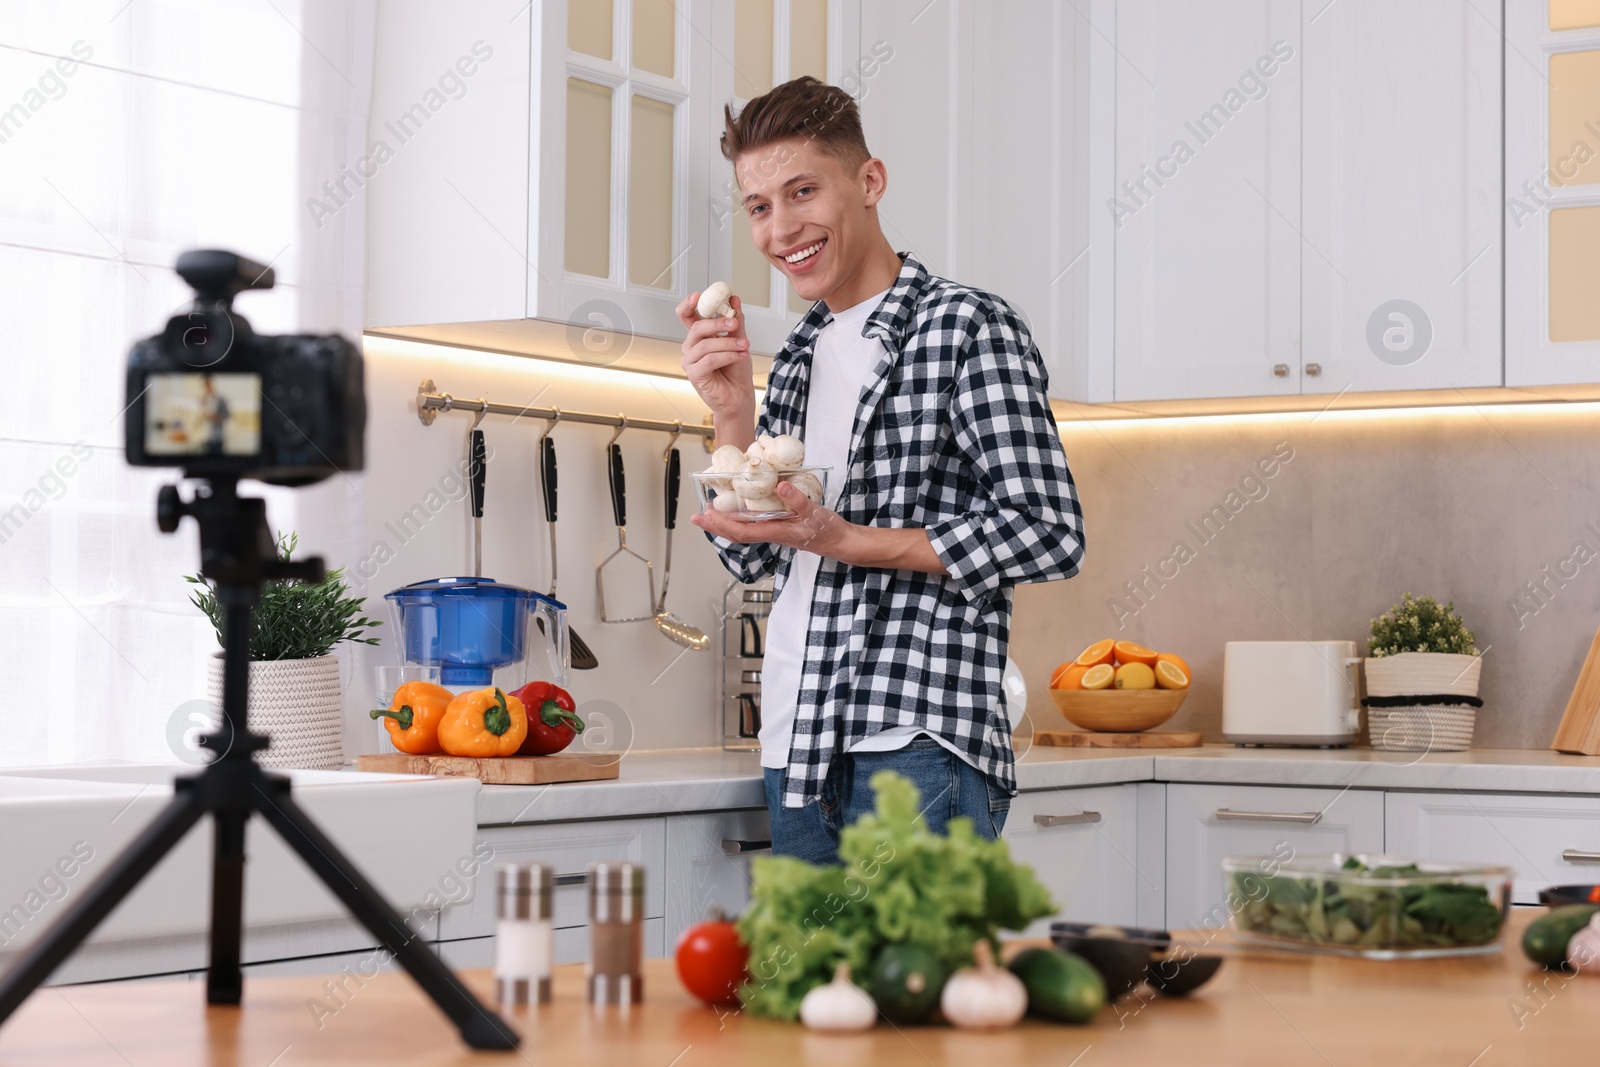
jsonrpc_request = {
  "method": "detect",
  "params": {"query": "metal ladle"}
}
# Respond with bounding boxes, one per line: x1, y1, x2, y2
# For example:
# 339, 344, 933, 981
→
653, 423, 709, 651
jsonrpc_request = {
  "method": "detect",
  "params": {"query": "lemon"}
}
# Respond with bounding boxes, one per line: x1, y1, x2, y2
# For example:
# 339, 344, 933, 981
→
1080, 663, 1115, 690
1113, 662, 1156, 690
1155, 661, 1189, 689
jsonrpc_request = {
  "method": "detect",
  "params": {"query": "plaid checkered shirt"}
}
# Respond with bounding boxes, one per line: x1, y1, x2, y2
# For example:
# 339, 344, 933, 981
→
707, 251, 1085, 809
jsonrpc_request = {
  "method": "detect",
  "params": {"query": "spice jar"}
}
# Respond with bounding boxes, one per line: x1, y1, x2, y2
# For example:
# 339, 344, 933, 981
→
495, 863, 553, 1006
587, 861, 644, 1005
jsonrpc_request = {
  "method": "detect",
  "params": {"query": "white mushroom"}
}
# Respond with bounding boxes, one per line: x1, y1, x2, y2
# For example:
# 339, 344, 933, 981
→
733, 459, 778, 497
710, 444, 747, 473
696, 281, 736, 320
785, 471, 824, 505
741, 492, 786, 513
764, 434, 806, 469
711, 489, 743, 512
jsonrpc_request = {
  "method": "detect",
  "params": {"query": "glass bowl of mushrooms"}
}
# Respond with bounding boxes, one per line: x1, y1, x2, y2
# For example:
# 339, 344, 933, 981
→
690, 434, 830, 521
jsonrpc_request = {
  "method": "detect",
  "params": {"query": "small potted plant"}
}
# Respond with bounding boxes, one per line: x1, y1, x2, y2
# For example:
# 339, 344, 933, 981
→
189, 532, 382, 769
1363, 593, 1481, 751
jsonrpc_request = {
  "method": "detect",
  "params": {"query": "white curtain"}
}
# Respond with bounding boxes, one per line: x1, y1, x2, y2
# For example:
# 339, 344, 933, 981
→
0, 1, 375, 765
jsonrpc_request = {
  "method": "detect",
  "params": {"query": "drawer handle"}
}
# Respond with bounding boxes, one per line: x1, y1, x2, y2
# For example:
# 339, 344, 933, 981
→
1033, 812, 1102, 828
722, 839, 773, 854
1563, 849, 1600, 863
1215, 808, 1322, 824
553, 872, 588, 886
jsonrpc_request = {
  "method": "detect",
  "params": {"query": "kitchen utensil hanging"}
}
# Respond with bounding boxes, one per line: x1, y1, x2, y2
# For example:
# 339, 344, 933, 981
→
652, 425, 710, 651
467, 404, 487, 576
537, 411, 598, 669
596, 420, 657, 623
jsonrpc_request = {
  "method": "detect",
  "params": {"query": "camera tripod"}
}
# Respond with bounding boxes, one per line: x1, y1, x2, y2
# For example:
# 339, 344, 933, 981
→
0, 478, 519, 1051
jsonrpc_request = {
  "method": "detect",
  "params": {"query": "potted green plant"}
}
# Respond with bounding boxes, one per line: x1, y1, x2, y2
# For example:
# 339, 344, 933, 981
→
1363, 593, 1481, 752
189, 532, 382, 769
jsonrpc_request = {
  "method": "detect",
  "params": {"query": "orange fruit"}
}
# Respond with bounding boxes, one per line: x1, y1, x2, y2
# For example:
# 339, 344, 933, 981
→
1080, 663, 1115, 690
1075, 638, 1116, 668
1113, 662, 1156, 689
1155, 661, 1189, 689
1049, 662, 1075, 688
1053, 663, 1089, 690
1113, 641, 1158, 667
1156, 652, 1191, 678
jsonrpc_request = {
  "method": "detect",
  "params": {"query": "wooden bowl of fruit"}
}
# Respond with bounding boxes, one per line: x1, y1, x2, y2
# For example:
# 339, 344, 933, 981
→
1048, 640, 1191, 733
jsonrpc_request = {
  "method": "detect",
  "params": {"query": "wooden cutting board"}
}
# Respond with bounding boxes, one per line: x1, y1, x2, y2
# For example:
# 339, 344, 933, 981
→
1553, 622, 1600, 754
1036, 729, 1203, 748
356, 752, 620, 784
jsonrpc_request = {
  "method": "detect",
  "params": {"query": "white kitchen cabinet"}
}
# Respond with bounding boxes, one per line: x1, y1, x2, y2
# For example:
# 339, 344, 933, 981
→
859, 0, 1109, 402
438, 817, 667, 940
662, 808, 771, 948
367, 0, 713, 344
1385, 791, 1600, 905
1164, 783, 1384, 930
1003, 784, 1142, 935
1112, 0, 1303, 402
1299, 0, 1502, 394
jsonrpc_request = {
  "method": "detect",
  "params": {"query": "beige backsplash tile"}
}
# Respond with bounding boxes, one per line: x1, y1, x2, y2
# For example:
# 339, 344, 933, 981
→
1014, 407, 1600, 751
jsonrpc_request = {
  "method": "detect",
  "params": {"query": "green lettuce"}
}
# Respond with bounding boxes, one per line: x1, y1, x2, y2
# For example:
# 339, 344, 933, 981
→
735, 770, 1055, 1019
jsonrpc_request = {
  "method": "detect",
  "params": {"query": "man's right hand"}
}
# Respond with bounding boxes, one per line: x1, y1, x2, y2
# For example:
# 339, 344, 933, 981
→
678, 291, 756, 448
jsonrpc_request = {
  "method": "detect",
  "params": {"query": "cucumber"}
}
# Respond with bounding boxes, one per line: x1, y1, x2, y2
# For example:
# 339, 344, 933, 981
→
866, 943, 947, 1023
1008, 947, 1107, 1024
1523, 904, 1600, 968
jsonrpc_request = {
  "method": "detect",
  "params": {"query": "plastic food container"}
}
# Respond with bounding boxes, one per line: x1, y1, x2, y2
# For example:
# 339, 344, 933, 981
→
689, 466, 831, 522
1223, 853, 1512, 959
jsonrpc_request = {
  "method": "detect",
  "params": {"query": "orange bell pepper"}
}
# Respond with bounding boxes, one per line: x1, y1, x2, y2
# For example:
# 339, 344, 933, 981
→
438, 686, 528, 758
369, 680, 454, 754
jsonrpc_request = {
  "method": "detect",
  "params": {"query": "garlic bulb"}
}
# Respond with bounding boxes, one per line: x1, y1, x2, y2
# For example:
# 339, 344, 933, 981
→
785, 471, 824, 505
1568, 915, 1600, 973
799, 963, 876, 1032
710, 444, 747, 473
764, 434, 805, 468
733, 461, 778, 497
740, 493, 786, 513
696, 281, 736, 320
939, 941, 1026, 1031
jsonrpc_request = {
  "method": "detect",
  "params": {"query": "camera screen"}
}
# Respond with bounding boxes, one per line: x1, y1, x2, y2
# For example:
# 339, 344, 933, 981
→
144, 373, 262, 457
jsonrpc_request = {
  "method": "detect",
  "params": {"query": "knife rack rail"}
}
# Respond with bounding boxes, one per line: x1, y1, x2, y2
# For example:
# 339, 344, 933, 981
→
415, 379, 716, 451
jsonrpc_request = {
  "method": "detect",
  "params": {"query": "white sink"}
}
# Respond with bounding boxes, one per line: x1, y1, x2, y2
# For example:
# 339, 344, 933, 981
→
0, 762, 479, 960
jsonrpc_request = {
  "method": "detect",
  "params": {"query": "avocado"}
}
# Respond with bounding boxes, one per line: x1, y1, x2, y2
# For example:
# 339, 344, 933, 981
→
1008, 947, 1107, 1023
866, 943, 947, 1023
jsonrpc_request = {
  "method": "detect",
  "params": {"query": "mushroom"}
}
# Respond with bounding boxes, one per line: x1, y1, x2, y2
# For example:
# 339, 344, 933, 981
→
764, 434, 806, 469
696, 281, 736, 320
741, 492, 786, 513
733, 459, 778, 497
711, 489, 743, 512
785, 471, 824, 505
710, 444, 747, 473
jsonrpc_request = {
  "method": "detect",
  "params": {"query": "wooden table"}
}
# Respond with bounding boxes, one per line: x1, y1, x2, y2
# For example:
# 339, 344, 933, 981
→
0, 912, 1592, 1065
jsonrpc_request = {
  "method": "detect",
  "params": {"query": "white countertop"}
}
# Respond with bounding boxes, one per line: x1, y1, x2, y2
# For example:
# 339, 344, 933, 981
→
473, 743, 1600, 825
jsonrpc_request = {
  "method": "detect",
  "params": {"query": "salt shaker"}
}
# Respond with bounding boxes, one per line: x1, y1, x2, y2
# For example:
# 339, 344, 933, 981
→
587, 861, 644, 1005
495, 863, 553, 1006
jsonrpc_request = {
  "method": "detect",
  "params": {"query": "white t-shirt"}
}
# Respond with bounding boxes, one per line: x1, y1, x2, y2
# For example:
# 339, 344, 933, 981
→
758, 288, 979, 772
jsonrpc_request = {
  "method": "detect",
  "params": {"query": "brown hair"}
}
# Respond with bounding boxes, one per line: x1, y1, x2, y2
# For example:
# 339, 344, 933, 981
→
720, 76, 870, 173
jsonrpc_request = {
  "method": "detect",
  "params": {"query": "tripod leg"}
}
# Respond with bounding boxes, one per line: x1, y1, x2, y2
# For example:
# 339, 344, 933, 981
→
207, 805, 248, 1004
0, 789, 206, 1024
251, 787, 519, 1051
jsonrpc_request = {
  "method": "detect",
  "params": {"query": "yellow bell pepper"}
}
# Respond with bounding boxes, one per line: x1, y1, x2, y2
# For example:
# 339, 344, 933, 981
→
437, 686, 528, 758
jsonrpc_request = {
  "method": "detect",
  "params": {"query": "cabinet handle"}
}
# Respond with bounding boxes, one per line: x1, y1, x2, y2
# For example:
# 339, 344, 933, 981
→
1273, 363, 1289, 377
1215, 808, 1322, 824
553, 872, 589, 886
1033, 812, 1102, 828
722, 839, 772, 854
1304, 362, 1322, 377
1562, 849, 1600, 863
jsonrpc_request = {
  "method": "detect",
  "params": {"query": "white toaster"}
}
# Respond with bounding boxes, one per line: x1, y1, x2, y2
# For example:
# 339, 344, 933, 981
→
1221, 640, 1362, 747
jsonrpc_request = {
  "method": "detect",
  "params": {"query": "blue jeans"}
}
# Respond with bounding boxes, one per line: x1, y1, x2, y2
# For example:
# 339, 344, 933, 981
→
763, 737, 1011, 865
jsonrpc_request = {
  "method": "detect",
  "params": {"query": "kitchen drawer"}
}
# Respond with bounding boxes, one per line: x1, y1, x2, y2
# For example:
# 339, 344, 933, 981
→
439, 817, 666, 940
1003, 784, 1141, 935
437, 918, 668, 969
1165, 783, 1384, 930
1385, 791, 1600, 905
663, 809, 771, 949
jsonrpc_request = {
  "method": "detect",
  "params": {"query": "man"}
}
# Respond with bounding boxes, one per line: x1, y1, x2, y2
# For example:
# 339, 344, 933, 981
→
677, 76, 1084, 864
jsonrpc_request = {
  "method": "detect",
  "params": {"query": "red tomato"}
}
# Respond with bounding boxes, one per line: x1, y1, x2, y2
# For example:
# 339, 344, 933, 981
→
674, 918, 748, 1007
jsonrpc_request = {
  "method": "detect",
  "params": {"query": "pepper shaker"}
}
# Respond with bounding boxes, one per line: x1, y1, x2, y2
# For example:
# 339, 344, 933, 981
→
587, 861, 644, 1005
495, 863, 553, 1006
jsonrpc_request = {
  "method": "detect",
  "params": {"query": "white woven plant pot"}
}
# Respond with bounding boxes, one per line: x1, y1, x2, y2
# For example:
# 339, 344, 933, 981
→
207, 652, 343, 769
1363, 652, 1481, 698
1367, 705, 1477, 752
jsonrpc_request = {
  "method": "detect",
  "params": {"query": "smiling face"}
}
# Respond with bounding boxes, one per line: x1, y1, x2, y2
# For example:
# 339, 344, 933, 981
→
735, 137, 889, 312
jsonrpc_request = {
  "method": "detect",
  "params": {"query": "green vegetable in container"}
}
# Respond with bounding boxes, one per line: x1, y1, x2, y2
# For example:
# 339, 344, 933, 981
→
735, 770, 1055, 1021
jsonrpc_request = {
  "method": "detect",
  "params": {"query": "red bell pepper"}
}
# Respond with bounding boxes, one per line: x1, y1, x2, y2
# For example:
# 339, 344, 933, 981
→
510, 680, 585, 756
